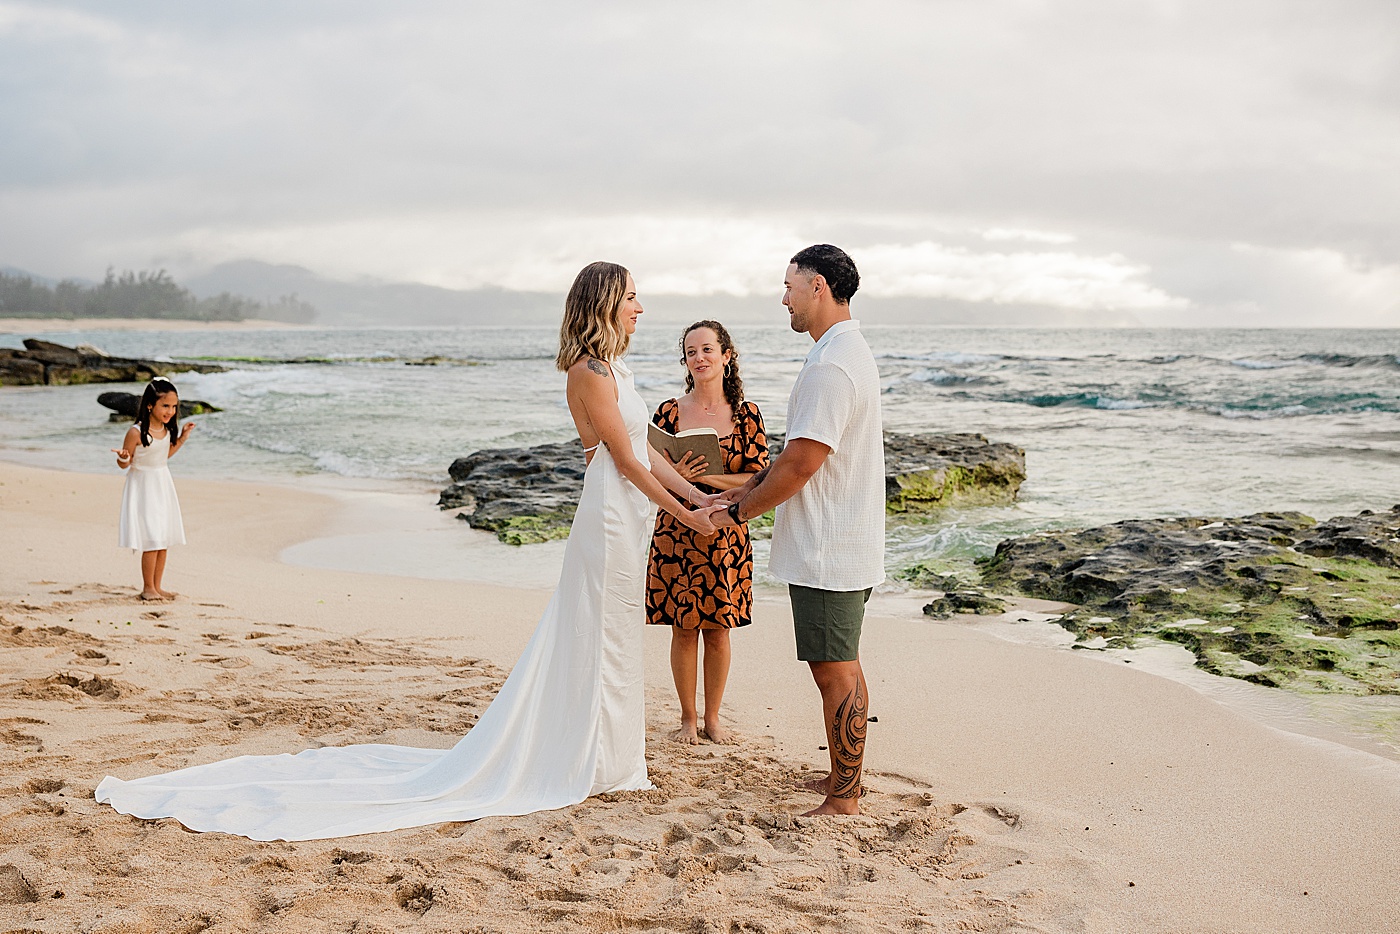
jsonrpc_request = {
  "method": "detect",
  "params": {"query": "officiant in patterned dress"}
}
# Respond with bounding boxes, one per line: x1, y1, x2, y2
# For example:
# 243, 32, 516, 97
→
646, 320, 769, 745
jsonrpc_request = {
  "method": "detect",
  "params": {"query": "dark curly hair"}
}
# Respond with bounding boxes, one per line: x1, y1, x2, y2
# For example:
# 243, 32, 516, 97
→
680, 319, 744, 419
790, 243, 860, 305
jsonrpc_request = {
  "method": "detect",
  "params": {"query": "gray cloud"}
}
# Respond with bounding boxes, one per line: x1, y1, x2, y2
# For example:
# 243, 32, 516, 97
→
1, 0, 1397, 324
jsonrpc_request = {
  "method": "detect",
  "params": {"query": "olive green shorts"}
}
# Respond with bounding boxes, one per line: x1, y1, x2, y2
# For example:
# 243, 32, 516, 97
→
789, 585, 872, 662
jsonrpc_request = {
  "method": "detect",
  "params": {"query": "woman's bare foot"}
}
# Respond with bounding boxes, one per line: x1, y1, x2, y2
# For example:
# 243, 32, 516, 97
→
157, 589, 179, 599
138, 590, 165, 602
702, 718, 738, 745
669, 720, 700, 744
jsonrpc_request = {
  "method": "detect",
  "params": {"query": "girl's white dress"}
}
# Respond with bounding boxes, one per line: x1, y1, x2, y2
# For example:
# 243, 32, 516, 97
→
97, 358, 658, 841
118, 430, 186, 552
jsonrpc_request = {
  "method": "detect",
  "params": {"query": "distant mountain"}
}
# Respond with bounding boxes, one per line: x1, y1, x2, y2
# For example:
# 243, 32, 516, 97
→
184, 261, 562, 327
182, 260, 1140, 328
0, 266, 100, 288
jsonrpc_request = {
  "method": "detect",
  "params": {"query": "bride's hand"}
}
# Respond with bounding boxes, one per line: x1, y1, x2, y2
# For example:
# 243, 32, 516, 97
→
689, 489, 723, 509
682, 504, 718, 536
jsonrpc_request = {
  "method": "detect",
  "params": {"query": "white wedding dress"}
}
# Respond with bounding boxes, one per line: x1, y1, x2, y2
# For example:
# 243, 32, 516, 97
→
96, 358, 658, 841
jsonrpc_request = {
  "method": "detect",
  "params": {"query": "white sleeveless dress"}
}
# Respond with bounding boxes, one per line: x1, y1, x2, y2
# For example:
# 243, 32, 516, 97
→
96, 359, 659, 840
118, 430, 186, 552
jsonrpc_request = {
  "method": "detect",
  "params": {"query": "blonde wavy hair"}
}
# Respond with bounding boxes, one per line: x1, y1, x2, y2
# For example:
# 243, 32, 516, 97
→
555, 261, 631, 371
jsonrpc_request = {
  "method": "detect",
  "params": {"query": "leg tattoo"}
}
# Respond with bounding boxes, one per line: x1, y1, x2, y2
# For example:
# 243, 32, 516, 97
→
828, 678, 867, 799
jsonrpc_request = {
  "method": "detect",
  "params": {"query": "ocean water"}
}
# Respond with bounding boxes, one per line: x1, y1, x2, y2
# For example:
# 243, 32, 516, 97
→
3, 325, 1399, 580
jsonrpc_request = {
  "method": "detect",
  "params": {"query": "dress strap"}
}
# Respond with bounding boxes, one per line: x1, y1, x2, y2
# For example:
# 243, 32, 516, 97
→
582, 442, 600, 453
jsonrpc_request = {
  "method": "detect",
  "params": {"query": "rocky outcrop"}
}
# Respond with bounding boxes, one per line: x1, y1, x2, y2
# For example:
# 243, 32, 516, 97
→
438, 441, 586, 545
0, 339, 224, 386
922, 591, 1007, 618
978, 508, 1400, 695
769, 431, 1025, 513
97, 391, 221, 422
882, 432, 1025, 512
441, 430, 1026, 545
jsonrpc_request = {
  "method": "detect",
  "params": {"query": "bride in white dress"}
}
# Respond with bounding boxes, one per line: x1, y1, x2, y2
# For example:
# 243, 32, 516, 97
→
96, 262, 720, 841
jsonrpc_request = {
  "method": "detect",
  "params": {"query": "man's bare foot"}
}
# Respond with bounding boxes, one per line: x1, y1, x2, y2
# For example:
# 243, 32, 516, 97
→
701, 719, 738, 744
669, 721, 700, 744
798, 774, 831, 794
801, 795, 860, 817
138, 590, 165, 602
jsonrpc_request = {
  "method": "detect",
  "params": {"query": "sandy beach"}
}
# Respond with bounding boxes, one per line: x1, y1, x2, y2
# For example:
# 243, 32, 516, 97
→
2, 461, 1398, 933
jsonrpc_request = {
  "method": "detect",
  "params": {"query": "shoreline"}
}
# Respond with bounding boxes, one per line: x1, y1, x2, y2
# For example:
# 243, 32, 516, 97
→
2, 459, 1399, 931
7, 446, 1399, 764
0, 317, 305, 334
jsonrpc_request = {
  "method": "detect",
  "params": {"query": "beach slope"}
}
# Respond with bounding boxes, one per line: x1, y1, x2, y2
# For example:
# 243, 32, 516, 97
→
0, 462, 1397, 933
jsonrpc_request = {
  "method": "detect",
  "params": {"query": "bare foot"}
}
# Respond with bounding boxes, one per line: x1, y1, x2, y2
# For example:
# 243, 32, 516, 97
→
702, 719, 738, 745
798, 774, 831, 795
801, 794, 861, 817
157, 589, 179, 599
138, 591, 166, 602
669, 721, 700, 745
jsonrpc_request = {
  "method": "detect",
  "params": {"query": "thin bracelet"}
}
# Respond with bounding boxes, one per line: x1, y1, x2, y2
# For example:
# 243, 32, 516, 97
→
686, 487, 698, 506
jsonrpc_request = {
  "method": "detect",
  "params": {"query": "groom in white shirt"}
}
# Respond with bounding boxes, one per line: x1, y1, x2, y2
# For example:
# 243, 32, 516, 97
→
712, 244, 885, 816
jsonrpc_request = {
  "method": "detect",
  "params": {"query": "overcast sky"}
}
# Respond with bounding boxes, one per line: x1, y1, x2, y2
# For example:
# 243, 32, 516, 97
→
2, 0, 1398, 325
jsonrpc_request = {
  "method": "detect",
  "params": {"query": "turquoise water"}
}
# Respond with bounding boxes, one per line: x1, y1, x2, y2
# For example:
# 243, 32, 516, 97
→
4, 326, 1399, 576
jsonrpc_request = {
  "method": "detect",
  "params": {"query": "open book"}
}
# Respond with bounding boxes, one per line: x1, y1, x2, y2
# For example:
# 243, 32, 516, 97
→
647, 423, 727, 475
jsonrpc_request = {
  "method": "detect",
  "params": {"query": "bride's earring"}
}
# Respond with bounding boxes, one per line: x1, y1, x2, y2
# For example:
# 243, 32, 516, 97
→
723, 363, 731, 378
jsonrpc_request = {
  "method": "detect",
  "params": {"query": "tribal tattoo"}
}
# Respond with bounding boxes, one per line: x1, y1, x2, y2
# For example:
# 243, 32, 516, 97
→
828, 676, 867, 799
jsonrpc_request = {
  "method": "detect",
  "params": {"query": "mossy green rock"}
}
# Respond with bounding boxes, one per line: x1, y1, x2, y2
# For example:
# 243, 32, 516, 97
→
882, 433, 1026, 513
444, 430, 1026, 546
979, 508, 1400, 695
896, 561, 964, 591
769, 431, 1026, 513
439, 440, 584, 545
1, 339, 224, 386
923, 591, 1006, 618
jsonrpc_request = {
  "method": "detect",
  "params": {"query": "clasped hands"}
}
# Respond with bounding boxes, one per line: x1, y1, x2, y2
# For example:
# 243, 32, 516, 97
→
680, 486, 746, 536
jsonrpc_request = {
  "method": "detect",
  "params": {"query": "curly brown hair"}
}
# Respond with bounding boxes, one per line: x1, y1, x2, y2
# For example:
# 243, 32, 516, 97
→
680, 319, 744, 418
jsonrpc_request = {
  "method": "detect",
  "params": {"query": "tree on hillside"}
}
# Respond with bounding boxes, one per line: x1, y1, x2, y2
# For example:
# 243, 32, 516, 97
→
0, 268, 317, 322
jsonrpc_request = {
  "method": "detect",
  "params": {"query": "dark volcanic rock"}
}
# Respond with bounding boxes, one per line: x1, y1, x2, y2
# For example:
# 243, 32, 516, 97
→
769, 430, 1025, 512
895, 562, 965, 591
438, 441, 586, 545
0, 339, 224, 386
923, 591, 1007, 618
97, 391, 221, 421
1295, 509, 1400, 569
980, 508, 1400, 695
882, 432, 1026, 512
442, 430, 1026, 545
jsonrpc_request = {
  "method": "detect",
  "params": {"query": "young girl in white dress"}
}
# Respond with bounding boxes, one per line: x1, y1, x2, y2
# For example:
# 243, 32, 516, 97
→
112, 377, 196, 601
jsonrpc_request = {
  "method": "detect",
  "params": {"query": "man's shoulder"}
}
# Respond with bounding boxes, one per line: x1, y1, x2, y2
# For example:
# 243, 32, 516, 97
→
808, 330, 877, 384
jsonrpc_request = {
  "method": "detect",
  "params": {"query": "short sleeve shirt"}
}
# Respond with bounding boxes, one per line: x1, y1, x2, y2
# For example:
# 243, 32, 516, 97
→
768, 319, 886, 591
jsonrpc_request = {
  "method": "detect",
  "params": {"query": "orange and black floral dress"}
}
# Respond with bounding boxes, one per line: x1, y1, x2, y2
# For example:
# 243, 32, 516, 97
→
646, 399, 770, 630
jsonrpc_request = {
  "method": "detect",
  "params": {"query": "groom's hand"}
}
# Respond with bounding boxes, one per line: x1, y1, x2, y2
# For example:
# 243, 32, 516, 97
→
708, 503, 738, 528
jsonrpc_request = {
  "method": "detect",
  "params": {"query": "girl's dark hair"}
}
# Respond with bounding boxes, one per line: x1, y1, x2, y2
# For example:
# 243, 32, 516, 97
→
680, 320, 744, 418
136, 378, 179, 447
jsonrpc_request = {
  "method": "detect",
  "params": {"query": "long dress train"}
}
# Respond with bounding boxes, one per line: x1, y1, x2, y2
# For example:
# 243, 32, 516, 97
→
96, 359, 658, 841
